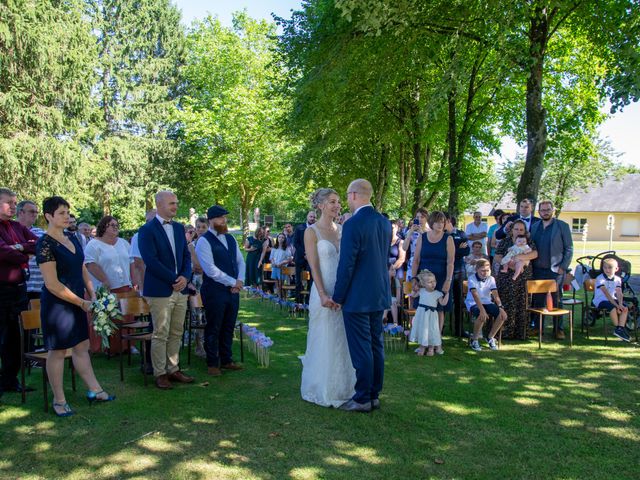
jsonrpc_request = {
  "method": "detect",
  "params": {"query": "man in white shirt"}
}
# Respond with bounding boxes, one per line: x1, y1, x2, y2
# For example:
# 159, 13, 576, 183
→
195, 205, 245, 376
465, 211, 488, 255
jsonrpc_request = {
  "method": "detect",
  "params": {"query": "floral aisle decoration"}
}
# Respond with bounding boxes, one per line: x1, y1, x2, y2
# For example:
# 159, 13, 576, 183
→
241, 324, 274, 367
383, 323, 407, 353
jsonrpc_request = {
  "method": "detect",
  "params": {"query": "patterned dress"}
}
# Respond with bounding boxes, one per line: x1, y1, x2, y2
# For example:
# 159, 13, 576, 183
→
495, 236, 537, 339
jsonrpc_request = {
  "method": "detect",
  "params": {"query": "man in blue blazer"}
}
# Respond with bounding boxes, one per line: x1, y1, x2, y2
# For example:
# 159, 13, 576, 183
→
332, 179, 391, 413
138, 191, 194, 389
529, 200, 573, 339
494, 198, 541, 240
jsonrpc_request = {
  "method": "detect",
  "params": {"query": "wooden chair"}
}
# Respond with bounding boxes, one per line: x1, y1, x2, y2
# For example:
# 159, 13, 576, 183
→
114, 289, 140, 300
118, 297, 152, 385
261, 263, 276, 295
299, 270, 311, 309
19, 310, 75, 412
462, 281, 502, 348
583, 278, 611, 342
399, 281, 416, 348
29, 298, 40, 311
526, 280, 573, 349
280, 266, 297, 299
186, 293, 206, 365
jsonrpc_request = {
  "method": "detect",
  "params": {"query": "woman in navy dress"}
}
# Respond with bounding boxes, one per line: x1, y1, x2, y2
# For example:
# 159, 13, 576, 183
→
411, 211, 455, 341
37, 196, 114, 417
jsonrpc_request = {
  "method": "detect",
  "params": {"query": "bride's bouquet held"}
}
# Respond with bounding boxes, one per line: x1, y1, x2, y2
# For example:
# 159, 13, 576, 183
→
90, 286, 122, 349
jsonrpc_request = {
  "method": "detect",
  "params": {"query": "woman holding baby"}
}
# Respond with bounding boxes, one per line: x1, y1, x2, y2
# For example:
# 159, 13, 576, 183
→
493, 219, 538, 339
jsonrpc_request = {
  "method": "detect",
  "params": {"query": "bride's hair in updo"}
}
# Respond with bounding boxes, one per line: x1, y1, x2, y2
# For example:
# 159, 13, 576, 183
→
309, 188, 338, 212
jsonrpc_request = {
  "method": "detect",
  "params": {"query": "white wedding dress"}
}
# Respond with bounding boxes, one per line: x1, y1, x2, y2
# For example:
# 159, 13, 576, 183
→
300, 223, 356, 407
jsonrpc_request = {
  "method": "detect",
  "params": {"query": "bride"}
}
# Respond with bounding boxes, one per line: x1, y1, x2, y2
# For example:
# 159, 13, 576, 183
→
300, 188, 356, 407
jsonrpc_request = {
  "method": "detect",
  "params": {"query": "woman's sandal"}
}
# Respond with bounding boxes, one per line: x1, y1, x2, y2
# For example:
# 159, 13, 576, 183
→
426, 347, 435, 357
52, 401, 75, 417
416, 347, 426, 356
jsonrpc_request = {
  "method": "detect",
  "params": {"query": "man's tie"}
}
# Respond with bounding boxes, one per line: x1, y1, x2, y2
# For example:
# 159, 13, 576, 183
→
163, 220, 171, 225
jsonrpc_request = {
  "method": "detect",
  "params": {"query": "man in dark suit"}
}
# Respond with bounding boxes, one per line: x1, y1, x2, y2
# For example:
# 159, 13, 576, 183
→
138, 190, 194, 390
494, 198, 541, 240
195, 205, 245, 376
293, 210, 316, 302
529, 200, 573, 339
332, 179, 391, 413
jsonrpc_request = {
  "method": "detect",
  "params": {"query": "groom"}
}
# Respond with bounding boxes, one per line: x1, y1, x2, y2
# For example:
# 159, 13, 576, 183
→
331, 179, 391, 413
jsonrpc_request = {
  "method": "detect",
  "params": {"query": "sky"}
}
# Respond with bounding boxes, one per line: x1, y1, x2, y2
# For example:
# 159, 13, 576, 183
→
174, 0, 640, 168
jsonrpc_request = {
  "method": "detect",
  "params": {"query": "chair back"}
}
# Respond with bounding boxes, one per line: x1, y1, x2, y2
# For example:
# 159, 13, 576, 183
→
526, 279, 557, 295
583, 278, 595, 292
115, 289, 140, 300
189, 293, 203, 309
282, 266, 296, 276
29, 298, 41, 311
263, 263, 273, 273
303, 271, 311, 281
20, 310, 41, 331
119, 297, 151, 316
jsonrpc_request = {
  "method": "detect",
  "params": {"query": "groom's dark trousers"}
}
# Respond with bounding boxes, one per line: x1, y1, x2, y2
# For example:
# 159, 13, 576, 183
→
333, 205, 391, 405
342, 311, 385, 404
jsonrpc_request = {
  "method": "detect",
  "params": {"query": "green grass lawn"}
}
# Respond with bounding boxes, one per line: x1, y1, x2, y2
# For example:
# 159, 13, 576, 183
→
1, 296, 639, 480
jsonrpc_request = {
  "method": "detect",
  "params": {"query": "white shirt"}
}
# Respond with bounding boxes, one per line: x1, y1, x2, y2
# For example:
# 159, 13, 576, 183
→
84, 237, 133, 290
156, 214, 177, 273
465, 273, 497, 310
593, 273, 622, 305
195, 228, 246, 287
465, 221, 489, 254
129, 232, 141, 260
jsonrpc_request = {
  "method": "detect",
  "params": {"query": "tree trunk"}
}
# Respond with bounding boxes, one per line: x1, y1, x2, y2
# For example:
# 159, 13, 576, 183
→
373, 144, 389, 209
398, 143, 409, 213
517, 7, 549, 205
447, 89, 459, 217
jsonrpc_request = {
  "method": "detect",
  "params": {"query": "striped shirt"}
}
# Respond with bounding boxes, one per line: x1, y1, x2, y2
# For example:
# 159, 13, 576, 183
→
26, 227, 46, 293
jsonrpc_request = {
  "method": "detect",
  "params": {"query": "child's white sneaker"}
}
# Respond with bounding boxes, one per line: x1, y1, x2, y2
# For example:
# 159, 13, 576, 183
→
470, 339, 482, 352
487, 337, 499, 350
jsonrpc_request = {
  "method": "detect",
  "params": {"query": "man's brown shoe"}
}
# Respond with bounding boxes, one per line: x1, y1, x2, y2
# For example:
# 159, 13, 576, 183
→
221, 362, 243, 371
155, 374, 173, 390
555, 330, 566, 340
168, 370, 194, 383
207, 367, 222, 376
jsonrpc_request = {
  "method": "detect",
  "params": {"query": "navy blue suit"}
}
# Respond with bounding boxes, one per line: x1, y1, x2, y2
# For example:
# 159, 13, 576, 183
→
138, 218, 191, 297
333, 206, 391, 404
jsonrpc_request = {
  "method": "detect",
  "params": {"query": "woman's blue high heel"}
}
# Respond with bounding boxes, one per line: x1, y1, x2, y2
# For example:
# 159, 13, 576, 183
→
86, 390, 116, 405
52, 401, 75, 417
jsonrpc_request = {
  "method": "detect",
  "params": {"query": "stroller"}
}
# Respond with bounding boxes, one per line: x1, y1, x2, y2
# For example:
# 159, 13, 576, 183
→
575, 251, 639, 332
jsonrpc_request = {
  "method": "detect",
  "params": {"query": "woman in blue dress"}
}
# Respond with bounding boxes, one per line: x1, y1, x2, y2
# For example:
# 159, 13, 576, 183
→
411, 211, 455, 340
37, 196, 114, 417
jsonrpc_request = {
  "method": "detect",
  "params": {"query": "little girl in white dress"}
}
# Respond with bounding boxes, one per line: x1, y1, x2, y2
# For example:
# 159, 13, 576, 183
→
409, 269, 450, 356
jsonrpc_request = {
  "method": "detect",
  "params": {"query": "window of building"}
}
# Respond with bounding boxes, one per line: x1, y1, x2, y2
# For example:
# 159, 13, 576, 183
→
572, 218, 587, 233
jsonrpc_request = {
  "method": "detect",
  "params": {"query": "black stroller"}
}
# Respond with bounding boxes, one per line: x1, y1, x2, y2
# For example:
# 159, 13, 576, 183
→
575, 251, 638, 339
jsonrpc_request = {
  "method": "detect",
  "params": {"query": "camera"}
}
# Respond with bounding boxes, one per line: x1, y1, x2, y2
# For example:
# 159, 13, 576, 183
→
413, 218, 419, 225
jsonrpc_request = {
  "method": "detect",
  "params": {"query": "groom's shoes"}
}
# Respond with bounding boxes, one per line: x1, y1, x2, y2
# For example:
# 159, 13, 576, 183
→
371, 399, 380, 410
338, 399, 372, 413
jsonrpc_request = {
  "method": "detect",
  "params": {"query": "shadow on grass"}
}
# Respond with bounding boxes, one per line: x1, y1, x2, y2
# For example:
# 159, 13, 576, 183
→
0, 296, 638, 479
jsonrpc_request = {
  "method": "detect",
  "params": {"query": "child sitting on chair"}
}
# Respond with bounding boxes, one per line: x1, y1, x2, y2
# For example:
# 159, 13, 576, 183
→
465, 259, 507, 351
409, 269, 449, 356
500, 234, 532, 280
593, 258, 630, 342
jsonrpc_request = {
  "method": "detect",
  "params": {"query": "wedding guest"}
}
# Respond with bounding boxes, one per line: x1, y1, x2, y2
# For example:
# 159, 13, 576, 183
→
17, 200, 45, 302
386, 219, 406, 324
0, 188, 37, 397
412, 212, 456, 331
593, 258, 630, 342
293, 211, 316, 302
37, 196, 114, 416
412, 211, 455, 335
138, 191, 194, 390
195, 216, 208, 238
83, 216, 133, 353
495, 198, 540, 240
270, 233, 294, 297
465, 241, 489, 278
244, 227, 265, 288
195, 205, 245, 376
409, 269, 449, 356
403, 207, 429, 282
283, 223, 294, 248
486, 209, 504, 263
494, 219, 538, 339
465, 259, 506, 351
529, 200, 573, 339
130, 209, 156, 292
465, 211, 488, 256
78, 223, 92, 248
445, 215, 469, 338
258, 226, 273, 269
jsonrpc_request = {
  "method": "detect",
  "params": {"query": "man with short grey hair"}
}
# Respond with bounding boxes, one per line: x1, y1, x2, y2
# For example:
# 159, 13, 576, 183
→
17, 200, 45, 301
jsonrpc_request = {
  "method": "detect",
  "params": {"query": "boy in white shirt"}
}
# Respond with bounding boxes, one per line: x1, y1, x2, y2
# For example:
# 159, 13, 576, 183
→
593, 258, 630, 342
465, 259, 507, 351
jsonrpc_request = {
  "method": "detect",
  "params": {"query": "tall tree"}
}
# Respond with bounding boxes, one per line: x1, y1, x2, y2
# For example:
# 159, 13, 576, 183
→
0, 0, 94, 202
175, 13, 294, 236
